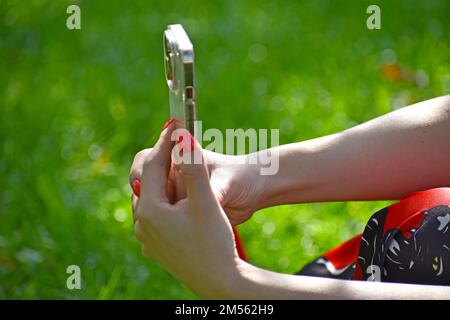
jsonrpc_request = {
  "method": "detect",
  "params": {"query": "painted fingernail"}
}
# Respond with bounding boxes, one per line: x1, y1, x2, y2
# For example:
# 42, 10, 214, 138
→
131, 179, 141, 197
177, 131, 195, 153
162, 118, 176, 130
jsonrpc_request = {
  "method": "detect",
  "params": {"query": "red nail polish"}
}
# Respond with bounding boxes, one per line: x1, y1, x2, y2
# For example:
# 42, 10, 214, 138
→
131, 179, 141, 197
177, 131, 195, 153
162, 118, 175, 130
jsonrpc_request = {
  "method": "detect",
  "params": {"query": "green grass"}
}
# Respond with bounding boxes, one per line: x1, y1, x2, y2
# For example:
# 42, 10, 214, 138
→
0, 0, 448, 299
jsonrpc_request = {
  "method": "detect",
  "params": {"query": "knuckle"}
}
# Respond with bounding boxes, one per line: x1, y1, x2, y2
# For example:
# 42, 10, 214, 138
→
135, 148, 152, 163
130, 149, 152, 178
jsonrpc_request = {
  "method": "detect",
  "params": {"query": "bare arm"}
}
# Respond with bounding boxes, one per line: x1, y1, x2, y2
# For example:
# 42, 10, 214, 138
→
259, 95, 450, 207
222, 95, 450, 299
220, 261, 450, 300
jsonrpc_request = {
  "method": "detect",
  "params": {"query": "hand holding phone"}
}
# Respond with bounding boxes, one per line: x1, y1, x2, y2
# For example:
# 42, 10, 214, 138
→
162, 24, 248, 261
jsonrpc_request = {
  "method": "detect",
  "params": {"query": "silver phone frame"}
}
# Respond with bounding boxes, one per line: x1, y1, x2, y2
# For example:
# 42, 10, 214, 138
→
163, 24, 196, 136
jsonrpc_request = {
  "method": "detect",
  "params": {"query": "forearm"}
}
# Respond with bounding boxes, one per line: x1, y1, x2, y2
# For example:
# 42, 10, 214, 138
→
222, 261, 450, 300
260, 95, 450, 206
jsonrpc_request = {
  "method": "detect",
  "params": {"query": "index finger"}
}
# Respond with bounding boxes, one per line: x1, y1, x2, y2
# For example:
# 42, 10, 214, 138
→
129, 148, 152, 188
140, 122, 176, 204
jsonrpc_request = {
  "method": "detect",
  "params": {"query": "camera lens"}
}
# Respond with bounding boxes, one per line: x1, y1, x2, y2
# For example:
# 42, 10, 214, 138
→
163, 31, 177, 91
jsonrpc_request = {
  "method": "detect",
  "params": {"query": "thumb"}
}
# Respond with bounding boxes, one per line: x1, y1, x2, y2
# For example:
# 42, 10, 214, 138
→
172, 130, 217, 210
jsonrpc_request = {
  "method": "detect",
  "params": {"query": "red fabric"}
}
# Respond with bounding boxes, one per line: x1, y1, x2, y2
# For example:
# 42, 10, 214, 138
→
353, 261, 363, 280
323, 233, 362, 270
355, 188, 450, 280
328, 188, 450, 271
383, 188, 450, 238
240, 188, 450, 270
233, 227, 248, 261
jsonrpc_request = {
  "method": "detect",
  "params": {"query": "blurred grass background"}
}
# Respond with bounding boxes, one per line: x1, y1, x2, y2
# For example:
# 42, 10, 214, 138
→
0, 0, 448, 299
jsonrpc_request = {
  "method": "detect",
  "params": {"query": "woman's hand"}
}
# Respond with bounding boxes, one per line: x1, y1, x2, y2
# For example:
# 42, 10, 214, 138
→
196, 150, 268, 225
131, 124, 243, 298
130, 135, 268, 226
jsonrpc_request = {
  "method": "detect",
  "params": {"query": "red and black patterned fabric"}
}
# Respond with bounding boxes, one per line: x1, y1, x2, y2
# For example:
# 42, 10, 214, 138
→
297, 188, 450, 285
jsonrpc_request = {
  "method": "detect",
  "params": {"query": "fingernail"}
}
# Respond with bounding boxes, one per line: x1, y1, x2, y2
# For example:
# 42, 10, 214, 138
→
162, 118, 176, 130
177, 131, 195, 154
131, 179, 141, 197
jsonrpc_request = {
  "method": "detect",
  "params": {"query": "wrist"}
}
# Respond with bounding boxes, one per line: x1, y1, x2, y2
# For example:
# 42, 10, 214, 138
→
239, 150, 286, 210
194, 256, 251, 299
211, 258, 258, 299
256, 142, 323, 207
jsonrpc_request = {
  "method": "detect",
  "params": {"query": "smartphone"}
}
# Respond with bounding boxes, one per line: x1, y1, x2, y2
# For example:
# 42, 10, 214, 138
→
163, 24, 196, 137
163, 24, 248, 262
